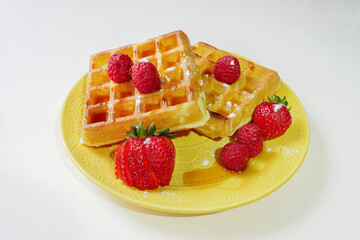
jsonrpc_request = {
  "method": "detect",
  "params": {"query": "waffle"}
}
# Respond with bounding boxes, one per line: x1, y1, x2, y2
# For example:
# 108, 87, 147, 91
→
192, 42, 281, 138
81, 31, 209, 147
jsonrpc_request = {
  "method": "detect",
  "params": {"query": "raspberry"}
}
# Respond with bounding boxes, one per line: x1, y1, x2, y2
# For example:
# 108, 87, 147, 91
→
107, 53, 133, 83
236, 123, 263, 158
213, 55, 241, 84
219, 143, 249, 172
131, 60, 160, 94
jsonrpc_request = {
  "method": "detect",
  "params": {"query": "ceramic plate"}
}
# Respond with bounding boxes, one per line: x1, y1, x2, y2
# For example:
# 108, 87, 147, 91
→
60, 73, 309, 214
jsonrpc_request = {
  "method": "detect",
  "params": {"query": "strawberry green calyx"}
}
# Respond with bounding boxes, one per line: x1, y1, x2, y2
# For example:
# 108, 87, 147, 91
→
127, 122, 176, 139
268, 95, 292, 111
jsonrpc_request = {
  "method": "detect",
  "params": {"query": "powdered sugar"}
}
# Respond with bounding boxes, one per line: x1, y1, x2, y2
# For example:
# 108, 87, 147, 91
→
228, 113, 235, 118
138, 58, 150, 63
143, 138, 151, 145
166, 66, 176, 72
135, 97, 141, 112
202, 159, 210, 166
274, 104, 283, 112
107, 102, 113, 109
161, 190, 176, 197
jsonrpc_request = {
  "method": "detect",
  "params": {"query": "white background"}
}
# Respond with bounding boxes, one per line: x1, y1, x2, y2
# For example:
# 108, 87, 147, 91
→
1, 0, 359, 239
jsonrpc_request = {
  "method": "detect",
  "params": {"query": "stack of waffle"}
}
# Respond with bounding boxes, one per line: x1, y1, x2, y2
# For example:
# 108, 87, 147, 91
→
81, 31, 281, 147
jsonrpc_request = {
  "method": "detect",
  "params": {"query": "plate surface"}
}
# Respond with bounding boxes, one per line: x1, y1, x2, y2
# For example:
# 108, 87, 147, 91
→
60, 74, 309, 214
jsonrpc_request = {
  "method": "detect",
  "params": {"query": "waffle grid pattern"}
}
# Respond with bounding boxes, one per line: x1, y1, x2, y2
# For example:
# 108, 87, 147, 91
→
81, 31, 209, 146
193, 42, 281, 138
86, 34, 192, 126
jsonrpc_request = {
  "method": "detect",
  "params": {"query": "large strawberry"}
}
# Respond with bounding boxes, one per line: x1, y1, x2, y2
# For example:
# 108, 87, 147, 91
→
253, 95, 292, 140
115, 122, 176, 190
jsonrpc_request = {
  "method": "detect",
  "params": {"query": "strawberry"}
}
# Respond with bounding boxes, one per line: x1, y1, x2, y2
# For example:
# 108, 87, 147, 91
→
219, 143, 249, 172
108, 53, 133, 83
253, 95, 292, 140
131, 60, 160, 94
115, 141, 134, 187
114, 143, 123, 179
236, 123, 263, 158
213, 55, 241, 84
144, 136, 175, 186
114, 122, 176, 190
126, 138, 159, 190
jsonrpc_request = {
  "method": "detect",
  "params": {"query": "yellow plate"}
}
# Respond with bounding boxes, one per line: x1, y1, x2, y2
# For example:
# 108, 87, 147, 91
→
60, 74, 310, 214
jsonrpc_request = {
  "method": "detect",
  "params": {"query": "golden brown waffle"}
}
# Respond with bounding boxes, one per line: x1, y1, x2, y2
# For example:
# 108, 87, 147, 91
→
81, 31, 209, 147
192, 42, 281, 138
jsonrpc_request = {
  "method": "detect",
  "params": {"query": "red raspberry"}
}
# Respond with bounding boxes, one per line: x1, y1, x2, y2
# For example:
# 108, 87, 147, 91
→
236, 123, 263, 158
213, 55, 241, 84
131, 60, 160, 94
107, 53, 133, 83
219, 143, 249, 172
